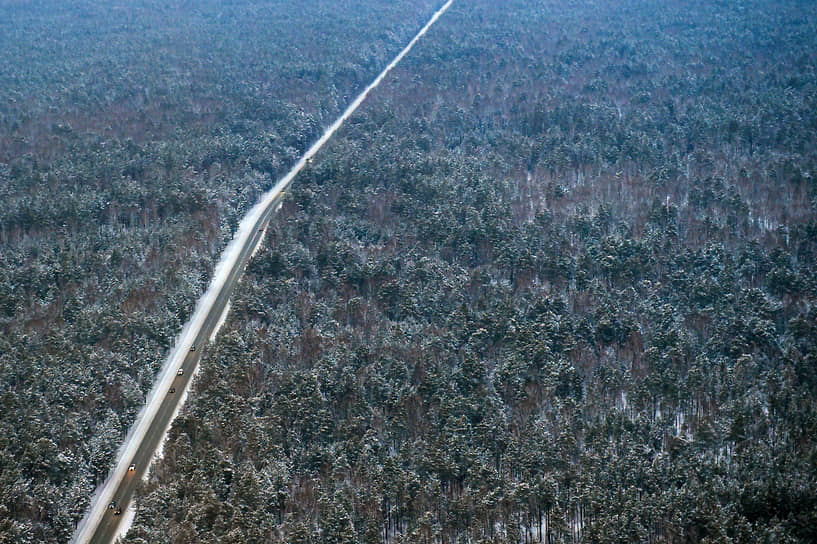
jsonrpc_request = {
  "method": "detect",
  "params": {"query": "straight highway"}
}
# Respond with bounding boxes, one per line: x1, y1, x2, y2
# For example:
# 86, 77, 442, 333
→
74, 195, 282, 544
71, 1, 454, 541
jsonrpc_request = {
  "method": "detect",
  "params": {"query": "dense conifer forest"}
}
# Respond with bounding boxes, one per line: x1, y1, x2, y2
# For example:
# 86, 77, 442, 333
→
2, 0, 817, 542
0, 0, 437, 540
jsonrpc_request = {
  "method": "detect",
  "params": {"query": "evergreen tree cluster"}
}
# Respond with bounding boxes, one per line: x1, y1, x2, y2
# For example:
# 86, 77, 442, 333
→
0, 1, 438, 541
125, 1, 817, 542
1, 0, 816, 542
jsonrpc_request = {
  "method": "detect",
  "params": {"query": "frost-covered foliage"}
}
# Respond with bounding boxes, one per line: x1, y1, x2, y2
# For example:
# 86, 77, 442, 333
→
123, 1, 817, 543
0, 0, 438, 541
3, 0, 816, 542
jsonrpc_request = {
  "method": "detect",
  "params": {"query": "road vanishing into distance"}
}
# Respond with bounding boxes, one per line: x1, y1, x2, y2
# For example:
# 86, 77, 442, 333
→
72, 1, 455, 542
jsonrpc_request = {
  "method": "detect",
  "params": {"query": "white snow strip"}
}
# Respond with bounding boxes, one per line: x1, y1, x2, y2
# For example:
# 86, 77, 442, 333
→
72, 2, 455, 542
113, 501, 136, 544
143, 339, 207, 486
147, 356, 198, 474
209, 301, 231, 344
251, 228, 267, 260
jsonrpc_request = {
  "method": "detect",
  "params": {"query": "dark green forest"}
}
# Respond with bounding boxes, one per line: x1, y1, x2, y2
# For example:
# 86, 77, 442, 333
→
0, 0, 438, 541
2, 0, 817, 543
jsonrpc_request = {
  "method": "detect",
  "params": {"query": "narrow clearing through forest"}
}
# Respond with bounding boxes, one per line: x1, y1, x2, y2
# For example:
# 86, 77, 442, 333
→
71, 1, 455, 542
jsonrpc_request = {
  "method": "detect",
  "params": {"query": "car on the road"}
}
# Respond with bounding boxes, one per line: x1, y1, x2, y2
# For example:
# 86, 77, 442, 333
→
113, 506, 122, 516
177, 368, 184, 376
169, 387, 176, 394
128, 464, 135, 472
108, 501, 116, 510
190, 345, 196, 352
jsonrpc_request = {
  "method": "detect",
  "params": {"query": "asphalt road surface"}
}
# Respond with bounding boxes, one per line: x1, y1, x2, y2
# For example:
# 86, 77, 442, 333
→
76, 196, 281, 544
72, 2, 454, 541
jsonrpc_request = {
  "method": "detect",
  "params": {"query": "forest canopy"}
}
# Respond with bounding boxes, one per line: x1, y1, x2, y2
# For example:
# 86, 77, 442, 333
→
2, 0, 816, 543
